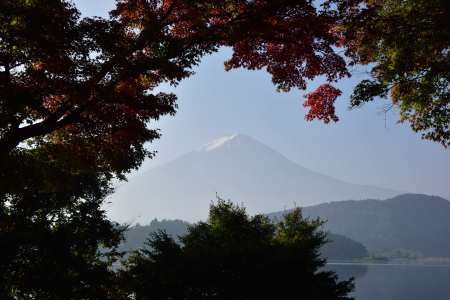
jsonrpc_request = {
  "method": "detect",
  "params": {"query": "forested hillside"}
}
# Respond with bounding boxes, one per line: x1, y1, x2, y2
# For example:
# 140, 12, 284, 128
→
270, 194, 450, 257
120, 218, 368, 260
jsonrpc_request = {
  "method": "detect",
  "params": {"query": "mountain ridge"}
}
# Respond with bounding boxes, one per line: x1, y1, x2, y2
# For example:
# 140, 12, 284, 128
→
108, 134, 399, 222
268, 194, 450, 257
120, 218, 369, 261
118, 193, 450, 258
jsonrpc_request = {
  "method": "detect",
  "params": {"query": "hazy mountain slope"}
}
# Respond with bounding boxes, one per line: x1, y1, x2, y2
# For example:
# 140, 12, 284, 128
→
120, 219, 190, 252
119, 219, 368, 261
108, 134, 398, 222
322, 233, 369, 260
270, 194, 450, 257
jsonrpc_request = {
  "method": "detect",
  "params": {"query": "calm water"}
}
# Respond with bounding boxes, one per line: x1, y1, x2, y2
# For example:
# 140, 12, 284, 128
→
328, 263, 450, 300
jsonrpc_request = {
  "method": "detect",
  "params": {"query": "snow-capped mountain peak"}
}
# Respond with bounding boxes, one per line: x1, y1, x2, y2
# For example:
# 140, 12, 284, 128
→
200, 134, 239, 152
108, 134, 399, 222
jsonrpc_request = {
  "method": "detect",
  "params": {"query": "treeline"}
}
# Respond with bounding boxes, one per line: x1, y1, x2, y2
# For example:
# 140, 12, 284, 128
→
118, 200, 354, 299
2, 194, 355, 299
269, 194, 450, 258
120, 219, 190, 252
121, 218, 368, 261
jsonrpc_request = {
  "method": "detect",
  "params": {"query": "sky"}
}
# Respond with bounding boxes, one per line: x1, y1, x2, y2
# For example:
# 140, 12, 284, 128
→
74, 0, 449, 198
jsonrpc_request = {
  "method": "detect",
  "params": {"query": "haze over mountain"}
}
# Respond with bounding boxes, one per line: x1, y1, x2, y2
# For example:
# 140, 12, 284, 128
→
107, 134, 398, 222
270, 194, 450, 258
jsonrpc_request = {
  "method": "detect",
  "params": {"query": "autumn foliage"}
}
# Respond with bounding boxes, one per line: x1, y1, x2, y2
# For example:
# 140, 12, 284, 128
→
0, 0, 448, 172
0, 1, 448, 297
330, 0, 449, 146
0, 3, 352, 295
0, 0, 351, 171
304, 84, 342, 123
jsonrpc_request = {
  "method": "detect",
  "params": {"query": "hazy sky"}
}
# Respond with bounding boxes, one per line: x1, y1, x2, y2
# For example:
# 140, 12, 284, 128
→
74, 0, 449, 198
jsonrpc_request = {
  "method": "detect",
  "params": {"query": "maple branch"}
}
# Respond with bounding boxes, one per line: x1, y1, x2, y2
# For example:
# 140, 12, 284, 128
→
0, 96, 86, 157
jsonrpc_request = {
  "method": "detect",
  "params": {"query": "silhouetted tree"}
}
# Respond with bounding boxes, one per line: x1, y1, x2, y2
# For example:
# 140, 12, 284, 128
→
0, 0, 348, 162
0, 1, 350, 297
121, 200, 353, 299
0, 0, 447, 166
120, 219, 369, 261
0, 149, 124, 299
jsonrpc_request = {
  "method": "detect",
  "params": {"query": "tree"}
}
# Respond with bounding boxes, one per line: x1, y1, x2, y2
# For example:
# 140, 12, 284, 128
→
0, 0, 348, 164
330, 0, 449, 146
0, 1, 348, 297
0, 148, 125, 299
1, 0, 448, 168
121, 200, 353, 299
0, 0, 446, 296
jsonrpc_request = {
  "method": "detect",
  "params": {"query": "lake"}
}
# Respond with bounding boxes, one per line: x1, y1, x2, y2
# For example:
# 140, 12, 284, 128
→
328, 263, 450, 300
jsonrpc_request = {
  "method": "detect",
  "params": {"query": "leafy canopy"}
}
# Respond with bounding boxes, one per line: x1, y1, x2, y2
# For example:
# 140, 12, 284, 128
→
0, 2, 348, 297
1, 0, 448, 175
0, 148, 125, 299
121, 200, 354, 299
1, 1, 447, 297
331, 0, 450, 146
0, 0, 348, 173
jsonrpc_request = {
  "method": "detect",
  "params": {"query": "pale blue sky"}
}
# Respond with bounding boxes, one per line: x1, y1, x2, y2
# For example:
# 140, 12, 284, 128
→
74, 0, 449, 198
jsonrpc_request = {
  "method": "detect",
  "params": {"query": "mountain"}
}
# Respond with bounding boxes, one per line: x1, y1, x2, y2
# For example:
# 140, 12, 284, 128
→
321, 233, 369, 260
269, 194, 450, 258
119, 219, 190, 252
107, 134, 398, 222
119, 219, 368, 261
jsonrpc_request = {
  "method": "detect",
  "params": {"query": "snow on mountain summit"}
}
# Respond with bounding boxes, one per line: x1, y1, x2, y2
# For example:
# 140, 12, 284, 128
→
108, 134, 400, 222
198, 134, 272, 153
200, 134, 238, 152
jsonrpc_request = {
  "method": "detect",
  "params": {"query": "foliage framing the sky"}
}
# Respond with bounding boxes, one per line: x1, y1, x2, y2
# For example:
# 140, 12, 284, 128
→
332, 0, 450, 146
0, 0, 349, 175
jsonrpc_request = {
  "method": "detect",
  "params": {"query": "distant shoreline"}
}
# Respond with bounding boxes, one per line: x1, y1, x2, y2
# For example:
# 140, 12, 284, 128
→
327, 261, 450, 268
